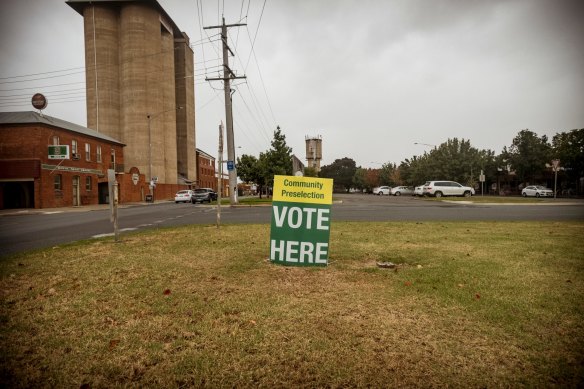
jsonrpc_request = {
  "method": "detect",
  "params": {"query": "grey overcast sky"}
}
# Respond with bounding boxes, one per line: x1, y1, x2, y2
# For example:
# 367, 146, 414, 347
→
1, 0, 583, 168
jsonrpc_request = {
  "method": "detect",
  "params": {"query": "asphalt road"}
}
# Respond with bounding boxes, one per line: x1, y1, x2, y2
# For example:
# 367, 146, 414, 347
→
1, 194, 583, 257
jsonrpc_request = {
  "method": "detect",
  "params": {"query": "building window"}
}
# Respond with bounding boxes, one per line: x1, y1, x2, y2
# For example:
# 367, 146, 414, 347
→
54, 174, 62, 190
85, 176, 92, 191
97, 146, 102, 163
72, 140, 78, 154
52, 135, 59, 145
85, 143, 91, 161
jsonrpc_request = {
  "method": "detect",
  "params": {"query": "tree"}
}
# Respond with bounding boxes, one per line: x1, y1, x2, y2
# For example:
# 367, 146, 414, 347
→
237, 154, 260, 184
364, 168, 380, 192
319, 157, 357, 192
352, 167, 366, 191
398, 139, 494, 187
379, 163, 398, 186
237, 153, 268, 198
504, 129, 551, 184
552, 128, 584, 193
263, 127, 293, 188
303, 166, 318, 177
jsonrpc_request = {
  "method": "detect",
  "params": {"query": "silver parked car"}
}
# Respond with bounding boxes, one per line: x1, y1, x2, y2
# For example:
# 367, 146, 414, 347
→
373, 186, 391, 195
174, 190, 193, 203
391, 186, 414, 196
521, 185, 553, 198
422, 181, 475, 198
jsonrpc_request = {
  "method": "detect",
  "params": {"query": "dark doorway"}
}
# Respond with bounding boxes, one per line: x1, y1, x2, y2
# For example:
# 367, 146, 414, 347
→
1, 181, 34, 209
98, 182, 109, 204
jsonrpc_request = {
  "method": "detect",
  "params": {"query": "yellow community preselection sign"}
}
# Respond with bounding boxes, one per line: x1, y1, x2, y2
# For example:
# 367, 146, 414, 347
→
272, 175, 333, 205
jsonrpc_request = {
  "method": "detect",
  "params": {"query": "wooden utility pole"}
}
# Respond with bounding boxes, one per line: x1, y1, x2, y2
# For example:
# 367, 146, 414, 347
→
217, 122, 224, 228
204, 17, 246, 205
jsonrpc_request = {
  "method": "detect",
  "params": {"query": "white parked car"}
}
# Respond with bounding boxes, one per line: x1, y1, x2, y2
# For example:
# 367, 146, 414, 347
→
422, 181, 475, 198
174, 190, 193, 203
521, 185, 553, 198
391, 186, 414, 196
373, 186, 391, 195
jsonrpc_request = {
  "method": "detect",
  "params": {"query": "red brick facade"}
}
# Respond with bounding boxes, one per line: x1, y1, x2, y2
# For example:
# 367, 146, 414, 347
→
0, 113, 191, 209
0, 121, 125, 209
196, 149, 229, 196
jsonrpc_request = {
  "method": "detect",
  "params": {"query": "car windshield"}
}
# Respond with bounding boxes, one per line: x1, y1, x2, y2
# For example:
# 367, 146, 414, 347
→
177, 190, 189, 194
534, 186, 546, 189
194, 189, 209, 194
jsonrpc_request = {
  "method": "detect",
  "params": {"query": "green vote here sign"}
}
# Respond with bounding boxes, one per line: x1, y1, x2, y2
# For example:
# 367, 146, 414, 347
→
269, 175, 334, 267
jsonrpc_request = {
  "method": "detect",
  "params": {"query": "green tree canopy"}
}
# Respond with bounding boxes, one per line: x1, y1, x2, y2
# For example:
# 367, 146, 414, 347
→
352, 167, 366, 191
504, 129, 551, 184
552, 129, 584, 188
319, 157, 357, 192
303, 166, 318, 177
263, 127, 293, 187
399, 138, 494, 186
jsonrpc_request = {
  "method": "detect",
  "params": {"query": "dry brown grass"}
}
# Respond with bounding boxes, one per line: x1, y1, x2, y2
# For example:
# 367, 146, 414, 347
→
1, 221, 583, 387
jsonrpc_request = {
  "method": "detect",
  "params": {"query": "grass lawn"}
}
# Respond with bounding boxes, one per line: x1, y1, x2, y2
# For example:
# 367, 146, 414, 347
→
1, 221, 583, 387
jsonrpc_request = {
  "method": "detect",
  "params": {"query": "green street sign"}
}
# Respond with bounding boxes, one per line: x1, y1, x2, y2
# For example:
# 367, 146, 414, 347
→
48, 145, 70, 160
269, 175, 333, 267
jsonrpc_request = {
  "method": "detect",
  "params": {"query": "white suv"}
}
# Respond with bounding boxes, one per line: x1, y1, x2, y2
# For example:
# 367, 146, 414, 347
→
422, 181, 474, 198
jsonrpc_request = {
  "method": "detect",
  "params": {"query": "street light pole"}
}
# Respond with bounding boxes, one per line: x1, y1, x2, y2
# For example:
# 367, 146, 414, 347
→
146, 106, 183, 202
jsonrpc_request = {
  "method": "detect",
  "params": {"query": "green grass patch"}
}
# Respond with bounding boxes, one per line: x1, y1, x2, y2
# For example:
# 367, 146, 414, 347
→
215, 196, 272, 205
1, 221, 583, 387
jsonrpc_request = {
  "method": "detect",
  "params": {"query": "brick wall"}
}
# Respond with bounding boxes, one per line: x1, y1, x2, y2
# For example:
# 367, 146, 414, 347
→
0, 123, 125, 209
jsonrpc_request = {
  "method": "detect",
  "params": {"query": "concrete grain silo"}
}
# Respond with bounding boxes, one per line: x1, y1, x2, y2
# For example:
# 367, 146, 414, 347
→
67, 0, 196, 194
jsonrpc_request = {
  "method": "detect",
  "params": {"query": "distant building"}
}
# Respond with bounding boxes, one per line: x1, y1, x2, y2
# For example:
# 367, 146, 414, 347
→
196, 148, 229, 196
292, 154, 305, 176
67, 0, 197, 192
305, 136, 322, 172
0, 111, 128, 209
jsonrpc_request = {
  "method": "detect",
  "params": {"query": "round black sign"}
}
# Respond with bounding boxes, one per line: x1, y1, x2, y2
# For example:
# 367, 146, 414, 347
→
32, 93, 48, 110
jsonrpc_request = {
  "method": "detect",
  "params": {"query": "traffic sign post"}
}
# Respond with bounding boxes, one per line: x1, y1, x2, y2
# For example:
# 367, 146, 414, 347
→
552, 159, 560, 199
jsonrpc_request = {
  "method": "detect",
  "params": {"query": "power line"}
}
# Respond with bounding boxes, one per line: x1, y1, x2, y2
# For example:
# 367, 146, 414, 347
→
0, 81, 86, 93
0, 67, 85, 81
244, 0, 267, 73
0, 70, 85, 85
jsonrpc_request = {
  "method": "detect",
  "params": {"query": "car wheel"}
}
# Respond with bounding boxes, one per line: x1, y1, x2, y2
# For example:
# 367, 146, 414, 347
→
535, 193, 540, 198
434, 191, 443, 198
395, 192, 401, 196
463, 191, 471, 197
522, 192, 527, 197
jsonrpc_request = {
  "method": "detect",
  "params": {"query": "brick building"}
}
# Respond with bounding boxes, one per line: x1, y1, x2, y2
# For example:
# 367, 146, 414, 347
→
0, 111, 174, 209
196, 148, 229, 197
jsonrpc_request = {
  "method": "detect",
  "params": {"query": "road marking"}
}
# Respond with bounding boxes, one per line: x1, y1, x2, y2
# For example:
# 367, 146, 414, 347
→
92, 233, 113, 238
43, 211, 63, 215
